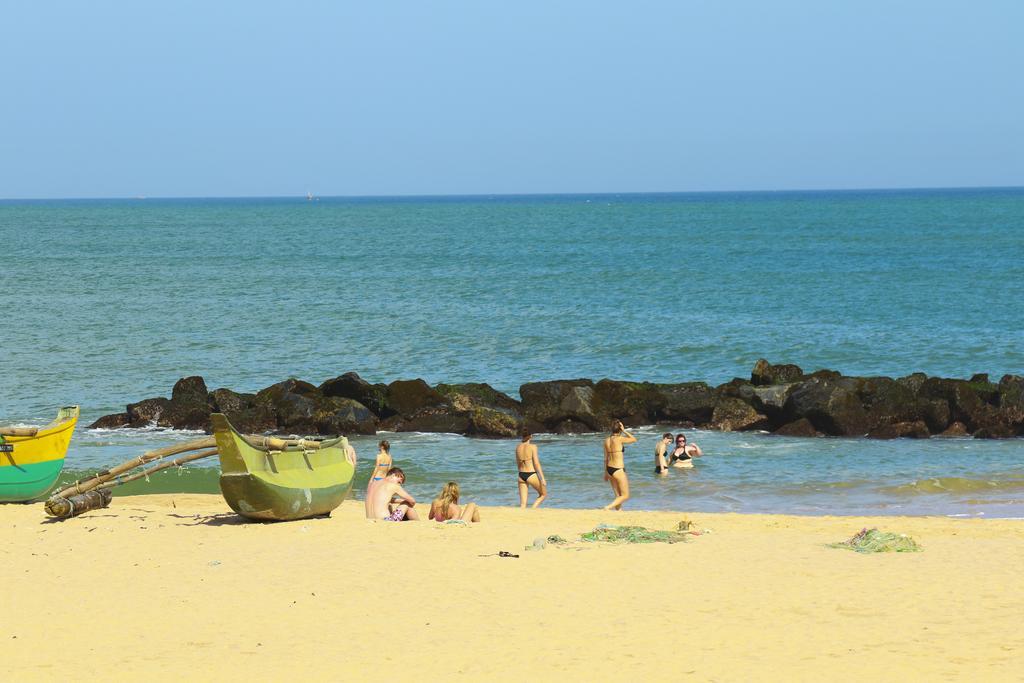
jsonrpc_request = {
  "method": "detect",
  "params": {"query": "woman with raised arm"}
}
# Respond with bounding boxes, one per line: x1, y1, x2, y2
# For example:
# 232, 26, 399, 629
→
515, 431, 547, 508
669, 433, 703, 468
603, 420, 637, 510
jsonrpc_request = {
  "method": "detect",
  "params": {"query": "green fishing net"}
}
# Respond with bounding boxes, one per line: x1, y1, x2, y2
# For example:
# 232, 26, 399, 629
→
827, 527, 922, 553
581, 524, 689, 545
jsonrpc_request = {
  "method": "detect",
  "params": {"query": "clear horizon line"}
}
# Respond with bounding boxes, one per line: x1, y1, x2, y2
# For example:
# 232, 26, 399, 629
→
2, 183, 1022, 202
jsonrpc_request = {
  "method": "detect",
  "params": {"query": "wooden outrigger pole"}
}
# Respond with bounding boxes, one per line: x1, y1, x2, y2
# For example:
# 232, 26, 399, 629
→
45, 437, 216, 518
96, 448, 219, 490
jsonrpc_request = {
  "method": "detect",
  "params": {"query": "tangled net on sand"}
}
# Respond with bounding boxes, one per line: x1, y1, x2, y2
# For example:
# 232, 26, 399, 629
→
827, 527, 922, 553
581, 523, 690, 545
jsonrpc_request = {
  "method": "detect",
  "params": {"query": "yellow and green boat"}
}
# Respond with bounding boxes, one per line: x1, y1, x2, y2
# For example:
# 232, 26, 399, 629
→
212, 413, 355, 521
0, 406, 79, 502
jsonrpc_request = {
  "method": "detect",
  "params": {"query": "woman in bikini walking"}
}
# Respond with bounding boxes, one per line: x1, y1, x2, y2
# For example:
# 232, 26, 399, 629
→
603, 420, 637, 510
515, 431, 547, 508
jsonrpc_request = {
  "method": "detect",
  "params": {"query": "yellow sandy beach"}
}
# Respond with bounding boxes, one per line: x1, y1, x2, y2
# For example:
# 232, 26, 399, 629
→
3, 495, 1023, 682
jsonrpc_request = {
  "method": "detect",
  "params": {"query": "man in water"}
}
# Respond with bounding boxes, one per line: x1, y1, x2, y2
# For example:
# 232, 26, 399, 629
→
365, 466, 419, 521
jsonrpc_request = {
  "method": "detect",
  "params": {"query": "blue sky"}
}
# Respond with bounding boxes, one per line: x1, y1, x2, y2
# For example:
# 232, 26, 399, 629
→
1, 1, 1021, 198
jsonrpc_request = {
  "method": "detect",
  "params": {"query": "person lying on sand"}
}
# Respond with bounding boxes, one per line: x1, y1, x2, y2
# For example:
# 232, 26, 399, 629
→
603, 420, 637, 510
428, 481, 480, 522
669, 433, 703, 468
654, 432, 672, 475
515, 430, 547, 508
366, 467, 419, 521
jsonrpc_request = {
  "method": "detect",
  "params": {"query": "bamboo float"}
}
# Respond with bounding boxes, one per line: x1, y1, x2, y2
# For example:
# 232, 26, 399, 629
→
96, 448, 219, 490
0, 427, 40, 437
44, 489, 112, 519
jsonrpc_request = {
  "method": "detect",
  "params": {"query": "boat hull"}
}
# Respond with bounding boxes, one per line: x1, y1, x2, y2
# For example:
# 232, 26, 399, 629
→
0, 407, 79, 502
211, 413, 354, 521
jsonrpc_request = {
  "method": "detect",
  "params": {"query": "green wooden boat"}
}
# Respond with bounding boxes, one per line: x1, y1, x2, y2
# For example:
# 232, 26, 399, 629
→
1, 407, 79, 503
211, 413, 355, 521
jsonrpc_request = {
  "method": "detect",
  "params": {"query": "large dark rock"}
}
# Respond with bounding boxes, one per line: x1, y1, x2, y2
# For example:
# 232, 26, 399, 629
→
969, 374, 1000, 404
316, 397, 378, 435
867, 420, 930, 439
435, 383, 524, 437
751, 359, 804, 386
210, 388, 277, 433
972, 424, 1017, 439
898, 372, 929, 394
466, 407, 522, 438
319, 372, 392, 417
995, 375, 1024, 436
520, 380, 604, 430
772, 418, 820, 437
918, 399, 952, 434
435, 383, 521, 413
255, 378, 322, 433
939, 421, 969, 436
88, 412, 130, 429
386, 379, 447, 417
591, 380, 661, 427
127, 397, 170, 427
553, 418, 594, 434
383, 406, 472, 434
161, 376, 213, 430
653, 382, 717, 425
721, 381, 795, 423
855, 377, 920, 429
783, 376, 870, 435
710, 398, 768, 431
917, 377, 998, 432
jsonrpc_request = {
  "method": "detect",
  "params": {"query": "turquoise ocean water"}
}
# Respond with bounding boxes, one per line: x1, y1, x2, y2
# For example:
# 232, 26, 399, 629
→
2, 189, 1023, 515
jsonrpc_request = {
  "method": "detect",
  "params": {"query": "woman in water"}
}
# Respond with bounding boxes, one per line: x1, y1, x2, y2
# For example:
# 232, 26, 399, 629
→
369, 440, 394, 482
603, 420, 637, 510
654, 432, 672, 475
428, 481, 481, 522
364, 440, 395, 517
515, 431, 547, 508
669, 433, 703, 468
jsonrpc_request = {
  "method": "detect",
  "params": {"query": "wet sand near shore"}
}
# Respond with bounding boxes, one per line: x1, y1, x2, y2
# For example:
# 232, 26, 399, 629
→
4, 496, 1023, 681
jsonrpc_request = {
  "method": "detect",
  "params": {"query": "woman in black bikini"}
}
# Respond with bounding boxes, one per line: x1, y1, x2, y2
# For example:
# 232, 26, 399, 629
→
669, 432, 703, 468
603, 420, 637, 510
515, 431, 547, 508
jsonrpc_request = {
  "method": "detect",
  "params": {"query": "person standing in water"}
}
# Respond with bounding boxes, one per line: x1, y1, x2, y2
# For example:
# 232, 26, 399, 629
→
654, 432, 672, 475
368, 440, 394, 486
603, 420, 637, 510
669, 433, 703, 468
515, 431, 547, 508
364, 440, 393, 517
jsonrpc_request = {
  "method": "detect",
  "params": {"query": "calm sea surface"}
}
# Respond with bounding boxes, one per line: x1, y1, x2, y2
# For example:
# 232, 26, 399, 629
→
2, 189, 1023, 515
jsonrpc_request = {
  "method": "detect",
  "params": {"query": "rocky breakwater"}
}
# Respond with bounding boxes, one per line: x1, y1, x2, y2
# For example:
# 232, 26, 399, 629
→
89, 361, 1024, 440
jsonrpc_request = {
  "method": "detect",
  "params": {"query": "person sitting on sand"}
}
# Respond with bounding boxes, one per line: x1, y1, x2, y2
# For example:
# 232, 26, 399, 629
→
669, 433, 703, 468
428, 481, 481, 522
366, 467, 419, 521
603, 420, 637, 510
515, 430, 547, 508
654, 432, 672, 475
